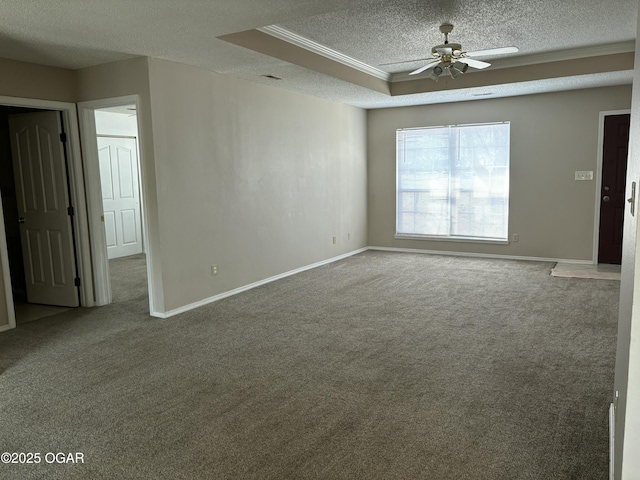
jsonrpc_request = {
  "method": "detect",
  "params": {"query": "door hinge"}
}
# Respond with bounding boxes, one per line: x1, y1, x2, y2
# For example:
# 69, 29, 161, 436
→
60, 132, 67, 143
74, 277, 81, 287
67, 206, 74, 216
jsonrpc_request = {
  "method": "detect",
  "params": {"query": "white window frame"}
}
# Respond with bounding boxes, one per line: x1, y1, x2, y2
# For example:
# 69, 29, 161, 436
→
395, 122, 510, 244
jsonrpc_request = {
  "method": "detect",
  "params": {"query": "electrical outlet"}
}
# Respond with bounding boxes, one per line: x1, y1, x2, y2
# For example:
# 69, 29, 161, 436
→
512, 233, 519, 242
211, 264, 218, 276
332, 236, 337, 244
348, 232, 351, 240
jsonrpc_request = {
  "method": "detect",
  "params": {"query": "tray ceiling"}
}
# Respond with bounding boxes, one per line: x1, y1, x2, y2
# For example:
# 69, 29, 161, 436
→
0, 0, 637, 108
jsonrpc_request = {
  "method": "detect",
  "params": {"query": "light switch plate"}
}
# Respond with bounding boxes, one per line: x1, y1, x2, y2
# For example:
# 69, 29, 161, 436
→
575, 171, 593, 181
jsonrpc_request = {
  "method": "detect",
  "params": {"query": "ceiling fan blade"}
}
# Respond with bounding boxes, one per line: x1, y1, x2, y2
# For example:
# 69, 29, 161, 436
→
379, 56, 437, 66
465, 46, 519, 57
459, 57, 491, 69
409, 60, 441, 76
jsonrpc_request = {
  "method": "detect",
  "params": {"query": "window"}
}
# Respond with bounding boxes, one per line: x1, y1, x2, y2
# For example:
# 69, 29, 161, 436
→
396, 122, 510, 242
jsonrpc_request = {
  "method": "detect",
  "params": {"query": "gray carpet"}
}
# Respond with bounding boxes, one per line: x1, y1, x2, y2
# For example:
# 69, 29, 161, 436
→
0, 251, 619, 479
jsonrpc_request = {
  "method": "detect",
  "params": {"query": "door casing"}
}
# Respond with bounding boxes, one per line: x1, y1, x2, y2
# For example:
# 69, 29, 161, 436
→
0, 195, 15, 331
77, 95, 155, 314
0, 96, 94, 332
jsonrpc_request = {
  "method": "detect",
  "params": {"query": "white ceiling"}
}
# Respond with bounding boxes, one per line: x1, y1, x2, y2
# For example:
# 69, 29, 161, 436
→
0, 0, 637, 109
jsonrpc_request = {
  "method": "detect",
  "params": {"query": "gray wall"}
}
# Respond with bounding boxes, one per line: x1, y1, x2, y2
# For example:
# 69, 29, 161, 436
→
0, 54, 630, 324
0, 56, 367, 318
147, 58, 367, 312
0, 57, 76, 103
368, 86, 633, 261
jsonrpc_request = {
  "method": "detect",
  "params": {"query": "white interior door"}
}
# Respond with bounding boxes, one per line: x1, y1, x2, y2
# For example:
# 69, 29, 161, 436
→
8, 111, 79, 307
98, 136, 143, 259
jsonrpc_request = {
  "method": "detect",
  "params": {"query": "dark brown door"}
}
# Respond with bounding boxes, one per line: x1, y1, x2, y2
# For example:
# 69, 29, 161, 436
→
598, 114, 630, 264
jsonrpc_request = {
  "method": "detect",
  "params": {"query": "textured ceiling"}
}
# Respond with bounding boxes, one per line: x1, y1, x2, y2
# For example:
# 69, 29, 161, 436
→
0, 0, 637, 108
280, 0, 638, 73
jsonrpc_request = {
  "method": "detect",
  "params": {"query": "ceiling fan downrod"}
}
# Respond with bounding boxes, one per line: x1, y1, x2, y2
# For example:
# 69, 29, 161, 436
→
440, 23, 454, 44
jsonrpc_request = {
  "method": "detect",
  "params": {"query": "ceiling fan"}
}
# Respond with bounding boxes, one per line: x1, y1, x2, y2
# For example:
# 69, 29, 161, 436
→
400, 23, 518, 80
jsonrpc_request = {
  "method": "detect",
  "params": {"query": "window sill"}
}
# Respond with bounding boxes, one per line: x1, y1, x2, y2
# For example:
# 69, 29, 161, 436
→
395, 234, 509, 245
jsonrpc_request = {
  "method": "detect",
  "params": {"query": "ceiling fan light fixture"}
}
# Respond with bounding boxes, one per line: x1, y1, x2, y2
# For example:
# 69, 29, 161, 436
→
449, 67, 463, 78
428, 65, 444, 81
452, 61, 469, 74
447, 61, 469, 79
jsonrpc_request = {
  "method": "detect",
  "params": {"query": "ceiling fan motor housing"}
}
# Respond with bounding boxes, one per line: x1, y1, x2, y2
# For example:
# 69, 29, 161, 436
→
432, 43, 462, 55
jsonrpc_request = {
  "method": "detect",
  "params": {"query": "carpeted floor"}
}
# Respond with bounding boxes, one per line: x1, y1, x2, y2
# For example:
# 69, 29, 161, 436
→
0, 251, 619, 479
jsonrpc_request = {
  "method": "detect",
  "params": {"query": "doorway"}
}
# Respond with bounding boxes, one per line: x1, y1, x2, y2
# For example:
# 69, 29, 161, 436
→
95, 106, 144, 260
597, 112, 631, 265
77, 95, 155, 313
95, 104, 148, 304
0, 96, 94, 332
0, 107, 79, 323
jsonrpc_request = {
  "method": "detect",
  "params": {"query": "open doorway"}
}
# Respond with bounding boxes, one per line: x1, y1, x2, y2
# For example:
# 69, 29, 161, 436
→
77, 95, 154, 312
95, 105, 148, 304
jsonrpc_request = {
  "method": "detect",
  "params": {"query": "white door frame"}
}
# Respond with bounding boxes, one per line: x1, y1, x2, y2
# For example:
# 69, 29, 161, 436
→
0, 96, 95, 331
77, 95, 154, 313
0, 197, 16, 332
593, 109, 632, 264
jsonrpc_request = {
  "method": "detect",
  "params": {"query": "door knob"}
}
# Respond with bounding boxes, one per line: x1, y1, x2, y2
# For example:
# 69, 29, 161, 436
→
18, 217, 25, 224
603, 196, 611, 202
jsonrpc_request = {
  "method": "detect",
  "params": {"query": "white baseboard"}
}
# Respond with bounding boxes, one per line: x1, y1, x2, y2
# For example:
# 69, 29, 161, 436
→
157, 247, 369, 318
151, 245, 593, 319
0, 323, 15, 333
610, 402, 615, 480
367, 246, 593, 265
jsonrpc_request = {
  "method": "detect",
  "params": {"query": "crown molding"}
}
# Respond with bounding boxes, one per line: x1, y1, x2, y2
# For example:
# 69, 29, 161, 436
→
258, 25, 391, 82
256, 25, 634, 87
482, 40, 635, 69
